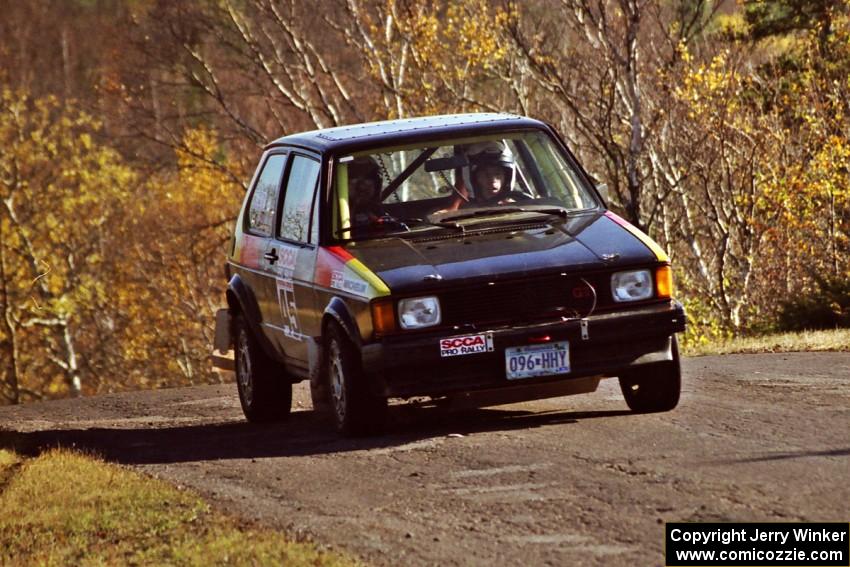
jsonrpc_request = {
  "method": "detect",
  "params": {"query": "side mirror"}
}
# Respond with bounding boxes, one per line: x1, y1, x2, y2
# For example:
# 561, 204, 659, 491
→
595, 183, 609, 207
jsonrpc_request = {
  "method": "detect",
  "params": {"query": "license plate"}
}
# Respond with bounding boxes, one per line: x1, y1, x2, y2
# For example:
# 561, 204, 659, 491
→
505, 341, 570, 380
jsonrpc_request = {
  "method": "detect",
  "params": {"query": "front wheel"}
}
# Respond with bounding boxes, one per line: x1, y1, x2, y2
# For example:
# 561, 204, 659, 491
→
618, 336, 681, 413
325, 323, 387, 436
234, 315, 292, 423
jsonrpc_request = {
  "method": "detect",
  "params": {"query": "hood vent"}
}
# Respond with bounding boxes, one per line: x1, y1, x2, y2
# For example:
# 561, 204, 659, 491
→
410, 223, 549, 244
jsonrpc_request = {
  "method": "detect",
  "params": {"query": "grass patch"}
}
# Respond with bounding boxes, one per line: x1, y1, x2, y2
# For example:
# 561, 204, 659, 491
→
0, 448, 357, 566
683, 328, 850, 357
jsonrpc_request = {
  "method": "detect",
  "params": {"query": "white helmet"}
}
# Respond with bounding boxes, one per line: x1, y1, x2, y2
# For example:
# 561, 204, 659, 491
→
462, 141, 515, 204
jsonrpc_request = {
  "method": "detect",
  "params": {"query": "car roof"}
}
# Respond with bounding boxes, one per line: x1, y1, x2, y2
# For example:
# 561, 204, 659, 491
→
266, 113, 550, 154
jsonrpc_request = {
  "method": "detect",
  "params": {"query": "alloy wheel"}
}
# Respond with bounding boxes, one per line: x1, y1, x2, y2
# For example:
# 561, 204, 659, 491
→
237, 329, 253, 407
329, 339, 346, 424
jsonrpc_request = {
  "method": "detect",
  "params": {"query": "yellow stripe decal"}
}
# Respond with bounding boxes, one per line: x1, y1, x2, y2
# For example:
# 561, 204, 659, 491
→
604, 211, 670, 262
347, 257, 391, 297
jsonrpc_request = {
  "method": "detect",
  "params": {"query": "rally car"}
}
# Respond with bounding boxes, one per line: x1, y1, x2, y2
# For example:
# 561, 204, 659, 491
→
213, 113, 686, 435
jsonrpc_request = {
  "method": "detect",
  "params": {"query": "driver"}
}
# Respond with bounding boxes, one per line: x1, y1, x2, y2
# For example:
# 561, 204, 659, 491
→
348, 156, 384, 227
440, 141, 517, 211
463, 141, 516, 206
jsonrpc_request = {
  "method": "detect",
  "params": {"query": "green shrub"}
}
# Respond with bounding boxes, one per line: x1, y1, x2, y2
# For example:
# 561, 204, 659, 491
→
777, 275, 850, 331
679, 295, 732, 349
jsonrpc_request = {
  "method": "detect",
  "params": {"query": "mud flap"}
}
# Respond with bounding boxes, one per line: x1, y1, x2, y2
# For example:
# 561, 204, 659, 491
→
212, 309, 235, 371
214, 308, 232, 352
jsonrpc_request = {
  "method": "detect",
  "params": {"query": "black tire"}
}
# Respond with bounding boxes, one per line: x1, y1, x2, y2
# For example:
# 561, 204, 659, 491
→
618, 336, 681, 413
325, 322, 387, 436
234, 315, 292, 423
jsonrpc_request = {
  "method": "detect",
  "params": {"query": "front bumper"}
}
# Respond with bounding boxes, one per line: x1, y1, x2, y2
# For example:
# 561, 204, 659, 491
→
362, 300, 686, 398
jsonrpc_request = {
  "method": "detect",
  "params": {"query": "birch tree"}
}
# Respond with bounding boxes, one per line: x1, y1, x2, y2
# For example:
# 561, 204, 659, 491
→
0, 90, 132, 402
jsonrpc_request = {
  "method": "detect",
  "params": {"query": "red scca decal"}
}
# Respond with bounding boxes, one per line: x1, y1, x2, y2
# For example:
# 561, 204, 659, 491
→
278, 246, 297, 270
314, 247, 348, 289
439, 333, 491, 358
440, 336, 485, 349
236, 234, 265, 268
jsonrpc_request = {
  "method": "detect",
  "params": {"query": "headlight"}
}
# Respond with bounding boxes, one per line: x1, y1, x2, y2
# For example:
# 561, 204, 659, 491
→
611, 269, 653, 302
398, 296, 441, 329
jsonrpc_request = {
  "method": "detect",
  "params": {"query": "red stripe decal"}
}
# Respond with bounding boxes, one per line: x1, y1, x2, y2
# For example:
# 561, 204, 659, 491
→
326, 245, 354, 263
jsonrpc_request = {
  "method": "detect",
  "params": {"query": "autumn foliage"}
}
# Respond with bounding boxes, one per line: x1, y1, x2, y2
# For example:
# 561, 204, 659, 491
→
0, 0, 848, 403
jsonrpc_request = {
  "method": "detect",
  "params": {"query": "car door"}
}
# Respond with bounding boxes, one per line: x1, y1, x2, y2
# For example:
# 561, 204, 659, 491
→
266, 152, 322, 366
237, 151, 288, 351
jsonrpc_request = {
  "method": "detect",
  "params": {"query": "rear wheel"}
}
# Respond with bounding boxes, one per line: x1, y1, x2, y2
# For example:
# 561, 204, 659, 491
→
619, 336, 681, 413
234, 315, 292, 423
325, 322, 387, 436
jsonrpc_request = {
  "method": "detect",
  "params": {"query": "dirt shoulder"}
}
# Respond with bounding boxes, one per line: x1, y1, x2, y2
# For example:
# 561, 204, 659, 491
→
1, 352, 849, 566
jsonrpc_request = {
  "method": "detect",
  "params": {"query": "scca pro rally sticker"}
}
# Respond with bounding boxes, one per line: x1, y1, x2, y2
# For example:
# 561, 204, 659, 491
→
439, 333, 494, 358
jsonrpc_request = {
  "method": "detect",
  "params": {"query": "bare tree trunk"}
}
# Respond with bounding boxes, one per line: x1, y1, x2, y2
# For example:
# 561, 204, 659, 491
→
150, 72, 163, 142
2, 195, 84, 398
62, 320, 82, 396
829, 190, 837, 276
619, 0, 646, 230
0, 220, 20, 404
61, 26, 72, 99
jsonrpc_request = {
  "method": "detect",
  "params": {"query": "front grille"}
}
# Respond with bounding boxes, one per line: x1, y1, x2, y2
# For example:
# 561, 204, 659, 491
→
439, 273, 612, 327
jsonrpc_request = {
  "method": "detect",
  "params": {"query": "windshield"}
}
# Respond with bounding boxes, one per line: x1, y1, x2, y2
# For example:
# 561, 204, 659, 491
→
331, 130, 599, 240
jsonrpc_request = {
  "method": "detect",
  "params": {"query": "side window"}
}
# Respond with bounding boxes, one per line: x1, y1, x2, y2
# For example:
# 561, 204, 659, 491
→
247, 154, 286, 236
310, 183, 321, 244
279, 155, 320, 242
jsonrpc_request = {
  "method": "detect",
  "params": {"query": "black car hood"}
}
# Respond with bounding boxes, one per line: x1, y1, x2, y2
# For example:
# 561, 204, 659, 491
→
344, 211, 657, 294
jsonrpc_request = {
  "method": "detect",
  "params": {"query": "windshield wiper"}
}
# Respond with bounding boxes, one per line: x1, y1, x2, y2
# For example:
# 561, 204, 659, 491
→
336, 215, 410, 235
396, 217, 465, 233
438, 206, 571, 223
336, 215, 464, 236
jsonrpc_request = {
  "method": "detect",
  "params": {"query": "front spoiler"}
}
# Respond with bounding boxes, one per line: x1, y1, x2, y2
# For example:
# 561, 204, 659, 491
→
362, 300, 685, 398
211, 308, 236, 371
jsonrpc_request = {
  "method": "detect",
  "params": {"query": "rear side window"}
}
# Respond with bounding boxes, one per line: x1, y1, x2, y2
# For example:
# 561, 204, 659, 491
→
247, 155, 286, 236
279, 155, 320, 242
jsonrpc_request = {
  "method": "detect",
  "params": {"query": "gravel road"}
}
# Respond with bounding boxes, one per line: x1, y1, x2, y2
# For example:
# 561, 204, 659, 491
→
2, 352, 849, 566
